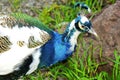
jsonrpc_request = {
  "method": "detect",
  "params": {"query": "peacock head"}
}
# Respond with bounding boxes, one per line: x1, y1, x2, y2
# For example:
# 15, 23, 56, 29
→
74, 13, 98, 38
72, 2, 98, 38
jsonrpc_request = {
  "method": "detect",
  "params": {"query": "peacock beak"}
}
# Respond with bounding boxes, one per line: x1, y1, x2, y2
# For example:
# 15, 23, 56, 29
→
88, 28, 99, 39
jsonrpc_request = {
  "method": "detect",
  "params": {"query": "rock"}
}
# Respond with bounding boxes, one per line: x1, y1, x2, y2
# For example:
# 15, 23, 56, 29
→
91, 0, 120, 73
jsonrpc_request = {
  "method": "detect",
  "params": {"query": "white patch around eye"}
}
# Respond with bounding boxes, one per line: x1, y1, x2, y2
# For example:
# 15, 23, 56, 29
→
78, 22, 84, 30
80, 16, 89, 24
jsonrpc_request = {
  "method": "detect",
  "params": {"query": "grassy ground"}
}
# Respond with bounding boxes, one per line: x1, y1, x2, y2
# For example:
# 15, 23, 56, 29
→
7, 0, 119, 80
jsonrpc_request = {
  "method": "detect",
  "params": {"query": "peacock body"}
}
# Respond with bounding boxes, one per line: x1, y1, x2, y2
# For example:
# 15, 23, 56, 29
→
0, 3, 98, 80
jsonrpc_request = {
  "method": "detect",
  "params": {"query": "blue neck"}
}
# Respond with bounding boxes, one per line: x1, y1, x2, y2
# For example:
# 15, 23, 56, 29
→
39, 25, 80, 68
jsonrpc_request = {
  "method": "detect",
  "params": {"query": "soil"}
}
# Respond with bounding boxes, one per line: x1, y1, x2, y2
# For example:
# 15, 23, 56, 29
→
91, 0, 120, 73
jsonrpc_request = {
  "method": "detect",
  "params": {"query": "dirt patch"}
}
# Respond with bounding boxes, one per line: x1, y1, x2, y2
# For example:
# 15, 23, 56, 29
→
88, 0, 120, 73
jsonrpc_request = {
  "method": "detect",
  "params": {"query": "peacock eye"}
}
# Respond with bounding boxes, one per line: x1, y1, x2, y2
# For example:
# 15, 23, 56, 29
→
81, 25, 85, 29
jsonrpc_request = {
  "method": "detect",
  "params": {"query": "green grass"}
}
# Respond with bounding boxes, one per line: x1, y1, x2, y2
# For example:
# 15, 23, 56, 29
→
8, 0, 118, 80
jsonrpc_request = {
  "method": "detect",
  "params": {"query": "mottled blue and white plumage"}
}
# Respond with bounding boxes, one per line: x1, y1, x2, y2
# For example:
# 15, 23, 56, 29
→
39, 14, 98, 68
0, 3, 98, 80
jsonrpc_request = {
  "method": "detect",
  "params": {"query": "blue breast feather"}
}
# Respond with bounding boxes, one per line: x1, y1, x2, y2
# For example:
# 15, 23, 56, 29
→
39, 31, 74, 67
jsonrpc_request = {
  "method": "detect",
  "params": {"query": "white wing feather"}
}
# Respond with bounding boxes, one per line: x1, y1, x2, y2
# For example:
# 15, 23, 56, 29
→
0, 15, 51, 75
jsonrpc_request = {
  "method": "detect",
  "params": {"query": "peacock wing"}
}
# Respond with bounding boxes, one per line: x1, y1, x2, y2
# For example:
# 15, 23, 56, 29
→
0, 13, 52, 54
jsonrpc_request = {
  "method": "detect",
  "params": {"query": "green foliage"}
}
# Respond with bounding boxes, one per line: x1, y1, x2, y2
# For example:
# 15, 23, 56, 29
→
37, 4, 78, 29
112, 50, 120, 80
9, 0, 23, 12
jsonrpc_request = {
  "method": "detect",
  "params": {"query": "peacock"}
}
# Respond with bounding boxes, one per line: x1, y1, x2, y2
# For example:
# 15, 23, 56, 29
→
0, 2, 98, 80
